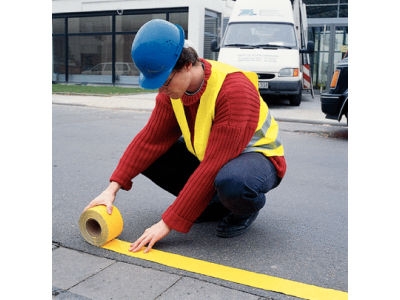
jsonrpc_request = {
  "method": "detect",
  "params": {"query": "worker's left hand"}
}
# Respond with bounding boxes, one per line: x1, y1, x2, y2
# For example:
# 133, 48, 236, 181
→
129, 219, 171, 253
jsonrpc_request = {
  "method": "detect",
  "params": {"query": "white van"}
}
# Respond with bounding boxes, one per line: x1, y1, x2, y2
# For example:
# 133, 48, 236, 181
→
212, 0, 313, 106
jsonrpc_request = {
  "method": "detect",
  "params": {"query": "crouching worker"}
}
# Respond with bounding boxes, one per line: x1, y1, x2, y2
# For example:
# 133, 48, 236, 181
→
83, 19, 286, 253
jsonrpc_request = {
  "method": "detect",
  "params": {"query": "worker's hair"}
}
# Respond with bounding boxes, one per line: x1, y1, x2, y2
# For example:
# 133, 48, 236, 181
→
174, 47, 199, 70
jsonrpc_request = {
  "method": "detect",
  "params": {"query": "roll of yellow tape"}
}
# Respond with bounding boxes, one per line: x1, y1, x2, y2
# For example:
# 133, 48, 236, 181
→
79, 205, 123, 246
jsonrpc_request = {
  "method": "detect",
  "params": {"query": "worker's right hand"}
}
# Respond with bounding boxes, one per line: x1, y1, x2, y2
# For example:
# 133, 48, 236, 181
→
83, 182, 121, 214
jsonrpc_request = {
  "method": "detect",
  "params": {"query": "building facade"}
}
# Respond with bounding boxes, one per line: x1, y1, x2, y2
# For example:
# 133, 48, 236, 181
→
52, 0, 348, 90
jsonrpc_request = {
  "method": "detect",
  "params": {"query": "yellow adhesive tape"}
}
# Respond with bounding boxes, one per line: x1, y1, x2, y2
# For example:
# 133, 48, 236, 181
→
78, 205, 348, 299
78, 205, 123, 246
102, 239, 348, 300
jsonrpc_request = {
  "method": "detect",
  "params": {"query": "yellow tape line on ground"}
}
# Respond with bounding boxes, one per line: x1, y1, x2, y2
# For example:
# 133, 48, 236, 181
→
79, 205, 347, 299
102, 239, 347, 300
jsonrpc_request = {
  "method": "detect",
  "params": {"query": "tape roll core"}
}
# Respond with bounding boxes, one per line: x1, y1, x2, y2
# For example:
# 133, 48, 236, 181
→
86, 218, 102, 237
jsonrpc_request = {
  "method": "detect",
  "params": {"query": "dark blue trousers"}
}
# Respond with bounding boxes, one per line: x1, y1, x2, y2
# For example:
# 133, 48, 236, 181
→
142, 139, 281, 216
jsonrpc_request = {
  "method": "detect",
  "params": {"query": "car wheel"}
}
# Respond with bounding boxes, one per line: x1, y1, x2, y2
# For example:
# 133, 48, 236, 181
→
289, 92, 301, 106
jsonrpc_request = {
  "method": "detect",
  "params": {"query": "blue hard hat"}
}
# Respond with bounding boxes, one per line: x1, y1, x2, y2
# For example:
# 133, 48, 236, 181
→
131, 19, 185, 89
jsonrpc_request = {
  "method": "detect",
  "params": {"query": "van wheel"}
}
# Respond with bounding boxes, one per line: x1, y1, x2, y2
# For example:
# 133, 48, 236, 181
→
289, 92, 301, 106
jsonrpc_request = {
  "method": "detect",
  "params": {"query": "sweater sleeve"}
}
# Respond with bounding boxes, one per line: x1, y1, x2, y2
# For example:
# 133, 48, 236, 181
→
110, 94, 181, 190
162, 72, 261, 232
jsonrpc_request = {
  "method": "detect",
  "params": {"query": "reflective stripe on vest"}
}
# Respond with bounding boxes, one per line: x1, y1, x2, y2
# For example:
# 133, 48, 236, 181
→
171, 60, 284, 161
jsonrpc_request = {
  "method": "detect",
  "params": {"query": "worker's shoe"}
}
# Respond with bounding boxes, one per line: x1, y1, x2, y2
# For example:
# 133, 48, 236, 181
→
195, 200, 230, 223
216, 211, 259, 238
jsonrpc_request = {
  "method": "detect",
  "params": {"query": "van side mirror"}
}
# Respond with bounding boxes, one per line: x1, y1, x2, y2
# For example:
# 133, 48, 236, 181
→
300, 41, 314, 54
210, 39, 220, 52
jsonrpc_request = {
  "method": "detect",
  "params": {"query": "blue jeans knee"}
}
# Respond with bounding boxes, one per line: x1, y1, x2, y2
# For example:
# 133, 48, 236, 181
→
214, 152, 279, 215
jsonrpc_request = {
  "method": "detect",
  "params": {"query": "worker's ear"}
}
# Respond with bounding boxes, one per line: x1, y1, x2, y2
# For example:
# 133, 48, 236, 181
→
184, 62, 193, 71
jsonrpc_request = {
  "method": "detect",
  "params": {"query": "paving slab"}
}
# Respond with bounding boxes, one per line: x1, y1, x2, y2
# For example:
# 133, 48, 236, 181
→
70, 261, 181, 300
52, 247, 115, 290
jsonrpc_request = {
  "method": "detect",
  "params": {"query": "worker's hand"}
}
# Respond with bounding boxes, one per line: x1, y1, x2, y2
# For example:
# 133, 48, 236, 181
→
129, 219, 171, 253
83, 182, 121, 214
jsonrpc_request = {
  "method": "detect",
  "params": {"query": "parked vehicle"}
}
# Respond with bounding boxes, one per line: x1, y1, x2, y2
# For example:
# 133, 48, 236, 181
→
53, 58, 81, 74
320, 56, 348, 124
82, 62, 137, 76
211, 0, 314, 106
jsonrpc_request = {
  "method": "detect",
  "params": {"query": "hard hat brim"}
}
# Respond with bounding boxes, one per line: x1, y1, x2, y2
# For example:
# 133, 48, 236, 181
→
138, 67, 173, 89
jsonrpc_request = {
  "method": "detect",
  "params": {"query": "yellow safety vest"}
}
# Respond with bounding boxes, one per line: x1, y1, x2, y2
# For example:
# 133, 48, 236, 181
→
171, 60, 284, 161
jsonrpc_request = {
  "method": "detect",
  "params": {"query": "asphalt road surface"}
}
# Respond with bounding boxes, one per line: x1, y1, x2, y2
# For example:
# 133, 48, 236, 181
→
52, 95, 348, 298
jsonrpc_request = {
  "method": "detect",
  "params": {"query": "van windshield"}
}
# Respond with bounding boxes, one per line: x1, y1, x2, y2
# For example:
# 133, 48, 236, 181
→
222, 23, 297, 49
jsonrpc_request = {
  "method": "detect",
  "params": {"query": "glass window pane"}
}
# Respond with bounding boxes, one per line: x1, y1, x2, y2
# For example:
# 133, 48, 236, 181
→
116, 14, 165, 32
53, 35, 66, 82
222, 23, 297, 48
169, 12, 189, 47
309, 26, 330, 88
53, 18, 65, 34
319, 28, 330, 52
169, 12, 188, 30
339, 5, 348, 18
317, 52, 330, 89
334, 26, 348, 60
115, 34, 140, 75
69, 16, 112, 33
334, 28, 346, 52
304, 0, 337, 4
67, 35, 112, 74
104, 64, 112, 71
204, 11, 221, 60
306, 5, 338, 18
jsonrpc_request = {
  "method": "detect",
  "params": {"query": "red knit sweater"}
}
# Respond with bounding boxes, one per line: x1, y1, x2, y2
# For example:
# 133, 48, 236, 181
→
110, 59, 286, 233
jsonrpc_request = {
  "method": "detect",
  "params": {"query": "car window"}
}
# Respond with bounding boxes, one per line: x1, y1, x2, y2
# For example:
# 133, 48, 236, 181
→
92, 64, 103, 71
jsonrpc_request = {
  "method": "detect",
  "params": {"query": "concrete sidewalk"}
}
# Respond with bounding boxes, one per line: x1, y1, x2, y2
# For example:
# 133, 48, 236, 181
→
52, 91, 343, 126
52, 242, 269, 299
52, 92, 344, 300
52, 93, 157, 111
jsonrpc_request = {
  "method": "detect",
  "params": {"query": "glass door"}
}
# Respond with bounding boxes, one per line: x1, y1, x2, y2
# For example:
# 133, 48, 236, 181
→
309, 24, 348, 92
